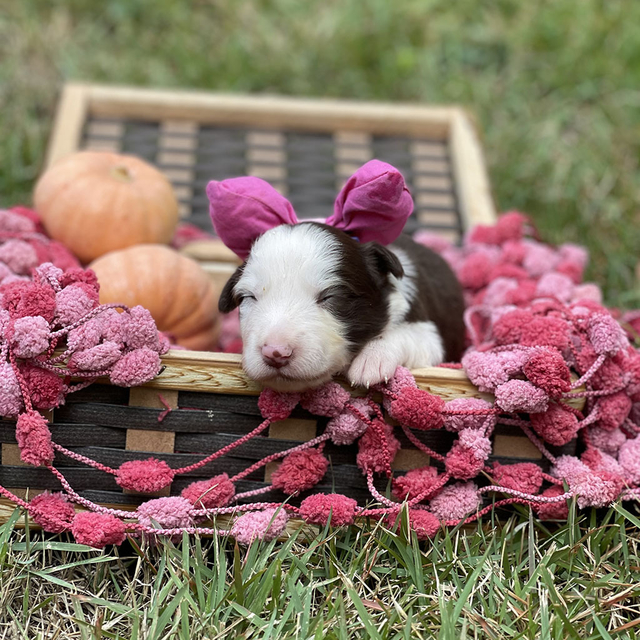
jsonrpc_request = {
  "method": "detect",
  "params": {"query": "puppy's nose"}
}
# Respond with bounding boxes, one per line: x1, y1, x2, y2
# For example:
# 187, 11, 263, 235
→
262, 344, 293, 368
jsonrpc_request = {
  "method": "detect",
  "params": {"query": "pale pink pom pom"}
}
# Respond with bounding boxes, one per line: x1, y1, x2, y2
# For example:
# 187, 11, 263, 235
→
71, 512, 126, 548
109, 348, 161, 386
66, 315, 106, 352
326, 398, 371, 445
429, 482, 481, 521
231, 508, 289, 545
482, 277, 519, 307
299, 493, 358, 526
137, 496, 195, 529
300, 382, 350, 417
10, 315, 50, 358
618, 436, 640, 484
587, 426, 626, 455
0, 209, 36, 233
181, 474, 236, 508
587, 313, 628, 356
258, 387, 300, 420
462, 351, 509, 393
494, 379, 549, 413
571, 472, 623, 509
443, 397, 496, 433
458, 429, 492, 459
535, 272, 574, 303
0, 239, 38, 274
523, 242, 558, 277
126, 306, 161, 351
0, 362, 24, 417
55, 284, 96, 325
70, 341, 122, 371
559, 243, 589, 270
413, 230, 452, 253
551, 455, 589, 483
572, 283, 602, 304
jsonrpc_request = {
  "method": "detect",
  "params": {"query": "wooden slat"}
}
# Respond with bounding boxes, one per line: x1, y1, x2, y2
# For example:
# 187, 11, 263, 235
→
82, 84, 457, 138
45, 84, 90, 167
449, 111, 497, 227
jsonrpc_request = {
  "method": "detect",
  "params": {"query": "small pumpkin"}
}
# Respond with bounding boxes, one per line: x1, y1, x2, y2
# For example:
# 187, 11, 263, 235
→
34, 151, 179, 263
90, 245, 220, 351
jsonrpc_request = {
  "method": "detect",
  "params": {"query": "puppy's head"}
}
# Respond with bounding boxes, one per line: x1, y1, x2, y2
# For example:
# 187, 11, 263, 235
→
219, 222, 403, 391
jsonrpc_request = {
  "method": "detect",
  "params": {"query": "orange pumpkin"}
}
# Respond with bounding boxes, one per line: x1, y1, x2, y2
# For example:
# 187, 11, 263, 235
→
34, 151, 179, 263
90, 245, 220, 351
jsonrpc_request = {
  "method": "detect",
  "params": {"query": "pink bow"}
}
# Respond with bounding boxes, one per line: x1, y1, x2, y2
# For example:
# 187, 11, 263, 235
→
206, 160, 413, 260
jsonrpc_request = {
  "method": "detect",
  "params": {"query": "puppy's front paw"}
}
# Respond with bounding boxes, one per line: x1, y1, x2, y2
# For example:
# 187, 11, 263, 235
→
348, 341, 401, 389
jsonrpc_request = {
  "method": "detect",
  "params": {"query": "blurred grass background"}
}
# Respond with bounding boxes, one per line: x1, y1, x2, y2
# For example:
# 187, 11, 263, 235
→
1, 0, 639, 304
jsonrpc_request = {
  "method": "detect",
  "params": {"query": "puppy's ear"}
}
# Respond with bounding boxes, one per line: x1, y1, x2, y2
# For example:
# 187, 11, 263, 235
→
218, 264, 245, 313
359, 242, 404, 284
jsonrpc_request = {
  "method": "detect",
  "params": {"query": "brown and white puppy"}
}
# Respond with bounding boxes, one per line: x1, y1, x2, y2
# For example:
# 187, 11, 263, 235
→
219, 222, 465, 392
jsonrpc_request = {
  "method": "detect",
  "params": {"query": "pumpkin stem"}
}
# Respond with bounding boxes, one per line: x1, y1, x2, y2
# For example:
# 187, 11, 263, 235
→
111, 165, 132, 182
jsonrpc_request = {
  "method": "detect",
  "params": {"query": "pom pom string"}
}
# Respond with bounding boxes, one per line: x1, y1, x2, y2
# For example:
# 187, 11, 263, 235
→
346, 401, 393, 477
365, 471, 397, 508
570, 353, 607, 390
399, 423, 446, 463
499, 418, 557, 463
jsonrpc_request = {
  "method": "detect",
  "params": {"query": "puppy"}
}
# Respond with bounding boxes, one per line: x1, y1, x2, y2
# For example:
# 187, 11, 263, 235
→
219, 222, 465, 392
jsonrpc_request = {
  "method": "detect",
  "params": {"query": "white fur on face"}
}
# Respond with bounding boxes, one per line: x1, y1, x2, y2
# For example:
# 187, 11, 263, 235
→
234, 224, 352, 391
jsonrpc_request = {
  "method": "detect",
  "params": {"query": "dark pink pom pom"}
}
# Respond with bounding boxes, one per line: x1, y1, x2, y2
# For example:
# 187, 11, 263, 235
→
1, 281, 56, 321
271, 448, 329, 494
523, 349, 571, 397
116, 458, 175, 493
15, 411, 54, 466
520, 316, 570, 350
593, 392, 632, 431
299, 493, 358, 526
492, 462, 543, 495
181, 474, 236, 508
388, 387, 445, 430
445, 443, 485, 480
356, 420, 401, 474
530, 403, 579, 446
392, 466, 440, 501
386, 509, 441, 540
258, 387, 300, 420
536, 485, 569, 521
29, 492, 76, 533
71, 512, 126, 548
20, 363, 65, 410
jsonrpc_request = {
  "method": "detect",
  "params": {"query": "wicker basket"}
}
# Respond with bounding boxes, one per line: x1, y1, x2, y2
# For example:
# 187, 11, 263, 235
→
0, 84, 574, 521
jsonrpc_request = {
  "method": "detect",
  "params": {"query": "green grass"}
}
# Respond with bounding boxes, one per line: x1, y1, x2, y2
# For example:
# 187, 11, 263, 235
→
2, 503, 640, 638
1, 0, 640, 306
3, 1, 640, 637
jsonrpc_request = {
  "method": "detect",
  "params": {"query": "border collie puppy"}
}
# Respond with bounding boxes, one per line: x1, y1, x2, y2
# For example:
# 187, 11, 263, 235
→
219, 222, 465, 392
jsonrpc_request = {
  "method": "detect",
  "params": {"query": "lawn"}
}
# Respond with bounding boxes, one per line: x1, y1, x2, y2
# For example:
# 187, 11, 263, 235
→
2, 0, 640, 637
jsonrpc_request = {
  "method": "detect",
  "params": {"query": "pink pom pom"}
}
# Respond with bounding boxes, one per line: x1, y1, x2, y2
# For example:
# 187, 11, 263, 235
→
59, 268, 99, 290
535, 272, 575, 303
481, 277, 519, 307
536, 485, 569, 520
556, 260, 584, 285
0, 239, 38, 275
0, 208, 36, 232
20, 363, 65, 410
618, 436, 640, 484
392, 465, 441, 501
492, 309, 535, 345
462, 352, 509, 393
356, 420, 401, 474
559, 243, 588, 271
522, 349, 571, 397
523, 243, 558, 277
495, 211, 528, 243
443, 398, 496, 433
445, 443, 485, 480
520, 316, 570, 350
326, 398, 371, 445
587, 426, 626, 455
137, 496, 194, 529
494, 379, 549, 414
271, 447, 329, 494
572, 283, 602, 304
386, 366, 417, 394
429, 481, 481, 520
413, 230, 452, 253
71, 512, 126, 548
116, 458, 175, 492
9, 315, 50, 359
300, 382, 351, 417
571, 471, 623, 509
551, 455, 589, 483
594, 392, 632, 432
581, 447, 624, 477
231, 507, 289, 545
492, 462, 543, 494
0, 362, 24, 417
530, 403, 579, 446
388, 387, 445, 430
181, 474, 235, 508
29, 492, 76, 533
458, 252, 493, 290
258, 387, 300, 420
55, 284, 96, 325
15, 411, 54, 466
33, 263, 63, 289
299, 493, 358, 526
505, 279, 538, 306
109, 348, 161, 386
69, 341, 122, 371
587, 313, 628, 356
458, 428, 492, 459
126, 306, 161, 351
1, 281, 57, 321
386, 509, 441, 540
